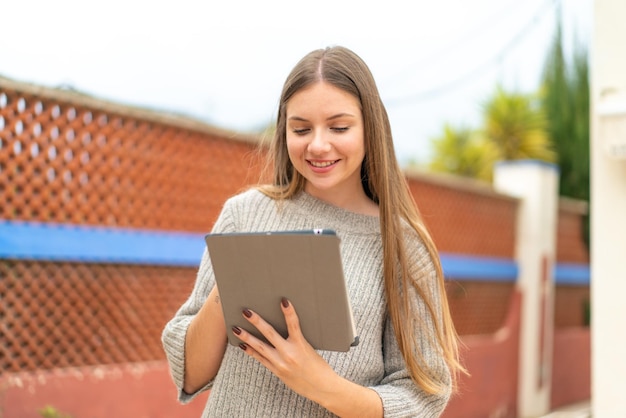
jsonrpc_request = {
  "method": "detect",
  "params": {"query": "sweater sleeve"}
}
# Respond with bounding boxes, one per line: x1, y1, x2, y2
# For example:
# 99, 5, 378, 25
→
369, 237, 452, 417
161, 198, 239, 403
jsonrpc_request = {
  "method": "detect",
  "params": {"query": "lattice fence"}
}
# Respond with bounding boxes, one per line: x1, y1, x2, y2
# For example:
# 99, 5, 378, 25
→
0, 78, 588, 375
0, 86, 263, 231
1, 259, 196, 373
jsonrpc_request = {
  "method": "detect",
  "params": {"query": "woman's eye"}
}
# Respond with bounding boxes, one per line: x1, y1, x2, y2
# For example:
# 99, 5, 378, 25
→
331, 127, 349, 132
292, 128, 310, 135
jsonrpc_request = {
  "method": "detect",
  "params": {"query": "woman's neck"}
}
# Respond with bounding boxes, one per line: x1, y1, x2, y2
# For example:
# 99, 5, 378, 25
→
303, 185, 379, 217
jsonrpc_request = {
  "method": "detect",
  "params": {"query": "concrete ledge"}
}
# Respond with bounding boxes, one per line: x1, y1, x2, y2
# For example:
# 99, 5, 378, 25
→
541, 400, 591, 418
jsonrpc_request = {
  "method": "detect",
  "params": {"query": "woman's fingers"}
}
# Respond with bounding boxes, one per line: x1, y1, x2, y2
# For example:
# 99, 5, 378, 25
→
233, 299, 310, 367
280, 298, 305, 345
235, 307, 285, 357
237, 298, 306, 348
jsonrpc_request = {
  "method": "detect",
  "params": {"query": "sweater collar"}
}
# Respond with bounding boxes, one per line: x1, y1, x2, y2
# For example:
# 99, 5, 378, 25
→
289, 191, 380, 236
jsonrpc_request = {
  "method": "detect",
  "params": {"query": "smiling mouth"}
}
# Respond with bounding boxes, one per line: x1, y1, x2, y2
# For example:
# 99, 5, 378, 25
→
308, 160, 339, 168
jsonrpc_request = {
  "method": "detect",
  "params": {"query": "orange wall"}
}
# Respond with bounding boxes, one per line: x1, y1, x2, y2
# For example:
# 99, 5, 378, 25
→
443, 291, 521, 418
551, 328, 591, 409
0, 362, 208, 418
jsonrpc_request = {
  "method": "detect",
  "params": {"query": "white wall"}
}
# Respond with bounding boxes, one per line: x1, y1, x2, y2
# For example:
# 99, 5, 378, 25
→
591, 1, 626, 416
494, 161, 558, 418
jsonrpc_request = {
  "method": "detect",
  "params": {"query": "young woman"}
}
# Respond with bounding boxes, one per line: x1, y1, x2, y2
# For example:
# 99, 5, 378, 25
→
162, 46, 464, 417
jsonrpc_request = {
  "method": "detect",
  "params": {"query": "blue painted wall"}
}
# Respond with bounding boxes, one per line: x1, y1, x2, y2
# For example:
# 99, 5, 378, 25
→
0, 221, 590, 284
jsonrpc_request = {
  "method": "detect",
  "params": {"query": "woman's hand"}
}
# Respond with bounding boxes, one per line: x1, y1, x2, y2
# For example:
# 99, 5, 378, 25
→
232, 298, 337, 401
233, 298, 383, 417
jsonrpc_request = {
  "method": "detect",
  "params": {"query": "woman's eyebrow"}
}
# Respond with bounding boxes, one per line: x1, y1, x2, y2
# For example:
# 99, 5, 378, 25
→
326, 113, 356, 121
287, 113, 356, 122
287, 115, 309, 122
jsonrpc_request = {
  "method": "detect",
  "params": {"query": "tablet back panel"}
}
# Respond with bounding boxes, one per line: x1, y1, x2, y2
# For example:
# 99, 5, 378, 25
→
205, 230, 357, 352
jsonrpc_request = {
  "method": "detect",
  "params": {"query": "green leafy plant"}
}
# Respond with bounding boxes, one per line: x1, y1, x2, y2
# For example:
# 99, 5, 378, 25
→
428, 86, 554, 181
39, 405, 73, 418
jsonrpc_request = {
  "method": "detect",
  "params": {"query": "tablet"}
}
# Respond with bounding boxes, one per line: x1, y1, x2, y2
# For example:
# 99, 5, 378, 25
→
205, 229, 359, 352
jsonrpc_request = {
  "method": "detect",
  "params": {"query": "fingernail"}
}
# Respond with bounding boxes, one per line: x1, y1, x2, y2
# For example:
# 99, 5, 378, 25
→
239, 343, 247, 351
243, 308, 252, 318
232, 326, 241, 335
281, 297, 289, 308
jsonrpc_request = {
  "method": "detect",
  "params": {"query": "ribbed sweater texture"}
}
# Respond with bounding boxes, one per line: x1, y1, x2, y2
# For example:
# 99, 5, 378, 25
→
162, 189, 451, 417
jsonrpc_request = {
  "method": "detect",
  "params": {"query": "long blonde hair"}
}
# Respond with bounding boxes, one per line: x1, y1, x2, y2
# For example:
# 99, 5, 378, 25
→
258, 46, 465, 394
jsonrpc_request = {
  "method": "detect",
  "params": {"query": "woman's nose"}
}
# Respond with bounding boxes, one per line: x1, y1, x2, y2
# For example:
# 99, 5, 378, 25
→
307, 130, 331, 154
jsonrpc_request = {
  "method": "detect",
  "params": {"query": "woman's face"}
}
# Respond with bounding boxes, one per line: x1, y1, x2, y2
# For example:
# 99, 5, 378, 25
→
285, 81, 366, 206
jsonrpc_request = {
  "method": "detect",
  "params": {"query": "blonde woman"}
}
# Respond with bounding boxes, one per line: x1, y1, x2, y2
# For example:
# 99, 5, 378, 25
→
162, 46, 464, 418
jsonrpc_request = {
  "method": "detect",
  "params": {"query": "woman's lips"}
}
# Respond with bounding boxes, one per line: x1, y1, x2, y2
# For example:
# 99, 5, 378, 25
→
307, 159, 339, 169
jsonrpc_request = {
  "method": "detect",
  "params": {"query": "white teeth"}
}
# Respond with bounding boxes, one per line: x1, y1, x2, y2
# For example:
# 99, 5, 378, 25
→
309, 160, 336, 168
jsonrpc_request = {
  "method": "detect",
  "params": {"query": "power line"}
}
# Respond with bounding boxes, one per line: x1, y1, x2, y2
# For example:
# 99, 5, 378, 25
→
384, 0, 558, 107
382, 0, 525, 86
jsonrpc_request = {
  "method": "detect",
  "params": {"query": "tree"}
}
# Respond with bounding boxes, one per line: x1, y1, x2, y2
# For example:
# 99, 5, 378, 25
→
540, 18, 590, 246
428, 123, 496, 181
540, 21, 590, 202
481, 86, 556, 164
428, 86, 555, 180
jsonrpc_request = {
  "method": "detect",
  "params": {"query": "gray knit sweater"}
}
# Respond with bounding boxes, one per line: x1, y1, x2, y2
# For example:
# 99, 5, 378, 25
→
162, 189, 451, 417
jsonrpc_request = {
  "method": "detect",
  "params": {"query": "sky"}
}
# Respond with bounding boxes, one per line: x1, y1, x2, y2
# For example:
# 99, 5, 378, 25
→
0, 0, 592, 166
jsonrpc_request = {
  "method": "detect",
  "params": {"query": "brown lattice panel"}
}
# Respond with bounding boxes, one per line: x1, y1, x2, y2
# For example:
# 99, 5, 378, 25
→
554, 285, 591, 328
407, 173, 518, 258
446, 280, 516, 335
0, 259, 196, 373
0, 84, 264, 232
